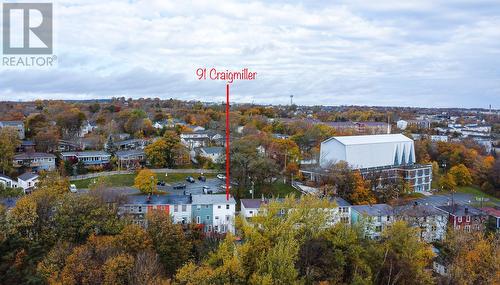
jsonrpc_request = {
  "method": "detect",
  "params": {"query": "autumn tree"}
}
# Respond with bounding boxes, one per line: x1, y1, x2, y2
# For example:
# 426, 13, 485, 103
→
134, 169, 157, 194
0, 127, 21, 175
349, 171, 376, 205
145, 131, 183, 168
449, 163, 473, 186
147, 210, 190, 277
439, 173, 457, 192
370, 221, 435, 285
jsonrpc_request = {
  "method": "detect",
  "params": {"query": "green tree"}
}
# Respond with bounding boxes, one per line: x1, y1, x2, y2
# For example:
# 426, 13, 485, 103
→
134, 169, 157, 194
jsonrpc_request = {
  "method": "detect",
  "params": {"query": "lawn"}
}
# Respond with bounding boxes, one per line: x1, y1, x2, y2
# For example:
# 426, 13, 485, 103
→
71, 172, 215, 189
242, 182, 301, 199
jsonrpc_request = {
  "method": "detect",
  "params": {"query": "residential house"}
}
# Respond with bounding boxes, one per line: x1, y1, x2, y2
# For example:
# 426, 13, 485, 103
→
192, 194, 236, 234
17, 140, 36, 152
240, 198, 268, 219
180, 130, 224, 149
436, 205, 488, 232
351, 204, 394, 239
13, 152, 56, 172
116, 150, 145, 169
79, 121, 97, 137
17, 172, 39, 193
119, 194, 191, 227
199, 147, 224, 163
480, 207, 500, 232
61, 151, 111, 167
0, 121, 25, 139
57, 139, 83, 152
0, 174, 18, 188
114, 138, 149, 150
330, 197, 351, 225
394, 203, 448, 242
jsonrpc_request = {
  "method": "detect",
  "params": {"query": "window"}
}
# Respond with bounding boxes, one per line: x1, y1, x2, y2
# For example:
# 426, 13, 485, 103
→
457, 216, 462, 223
464, 225, 471, 232
226, 215, 230, 221
226, 204, 230, 210
205, 205, 209, 209
174, 205, 178, 212
197, 205, 201, 210
466, 215, 470, 222
249, 210, 253, 214
196, 216, 201, 224
340, 217, 349, 223
218, 205, 221, 209
375, 225, 382, 232
377, 216, 382, 222
386, 216, 390, 222
206, 215, 210, 220
214, 225, 218, 232
431, 225, 437, 232
215, 216, 219, 220
138, 206, 142, 212
182, 205, 187, 212
208, 225, 212, 232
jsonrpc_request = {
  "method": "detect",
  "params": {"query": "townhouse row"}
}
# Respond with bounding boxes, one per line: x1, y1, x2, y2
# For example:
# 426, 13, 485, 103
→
119, 194, 237, 234
241, 198, 498, 242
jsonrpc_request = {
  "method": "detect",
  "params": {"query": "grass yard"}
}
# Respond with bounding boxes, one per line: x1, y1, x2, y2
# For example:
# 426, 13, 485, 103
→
245, 182, 301, 199
71, 172, 215, 189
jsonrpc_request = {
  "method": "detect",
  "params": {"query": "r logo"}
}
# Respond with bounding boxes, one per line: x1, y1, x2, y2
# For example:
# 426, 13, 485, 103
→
2, 3, 53, 54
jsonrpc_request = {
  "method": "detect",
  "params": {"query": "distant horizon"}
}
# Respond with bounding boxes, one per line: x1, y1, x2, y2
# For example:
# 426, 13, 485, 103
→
0, 98, 498, 112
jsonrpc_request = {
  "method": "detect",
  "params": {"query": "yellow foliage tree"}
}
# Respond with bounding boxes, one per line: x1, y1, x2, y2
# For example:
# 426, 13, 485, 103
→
134, 169, 157, 194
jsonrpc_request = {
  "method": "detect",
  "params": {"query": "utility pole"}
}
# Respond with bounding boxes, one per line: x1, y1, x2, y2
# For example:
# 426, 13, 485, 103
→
290, 95, 294, 106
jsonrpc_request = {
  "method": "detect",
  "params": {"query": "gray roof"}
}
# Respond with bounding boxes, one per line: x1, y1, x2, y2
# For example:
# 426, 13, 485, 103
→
124, 194, 191, 205
330, 197, 351, 207
352, 204, 393, 216
201, 147, 223, 155
324, 134, 412, 146
14, 152, 56, 159
0, 174, 14, 181
394, 204, 444, 217
18, 172, 39, 181
61, 151, 110, 157
241, 199, 266, 209
192, 194, 236, 205
436, 205, 485, 216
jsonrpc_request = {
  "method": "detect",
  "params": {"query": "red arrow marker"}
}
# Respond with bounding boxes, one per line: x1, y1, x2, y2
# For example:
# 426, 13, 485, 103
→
225, 83, 230, 201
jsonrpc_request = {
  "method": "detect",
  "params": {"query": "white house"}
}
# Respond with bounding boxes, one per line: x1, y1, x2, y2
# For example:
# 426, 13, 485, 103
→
240, 199, 267, 219
0, 121, 25, 139
79, 121, 97, 137
0, 174, 18, 188
394, 204, 448, 242
17, 172, 39, 193
397, 120, 408, 130
199, 147, 224, 162
192, 194, 236, 234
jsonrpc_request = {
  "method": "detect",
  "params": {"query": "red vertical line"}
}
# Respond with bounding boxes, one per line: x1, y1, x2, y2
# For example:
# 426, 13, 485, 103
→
225, 83, 230, 201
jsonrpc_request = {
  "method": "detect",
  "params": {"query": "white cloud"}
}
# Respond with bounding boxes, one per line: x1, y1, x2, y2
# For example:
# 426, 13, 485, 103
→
0, 0, 499, 108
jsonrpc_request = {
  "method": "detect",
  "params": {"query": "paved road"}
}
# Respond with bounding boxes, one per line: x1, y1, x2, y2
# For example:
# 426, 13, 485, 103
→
415, 193, 498, 207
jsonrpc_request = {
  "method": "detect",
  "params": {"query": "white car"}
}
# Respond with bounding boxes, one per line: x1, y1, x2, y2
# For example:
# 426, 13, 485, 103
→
69, 184, 78, 193
217, 174, 226, 180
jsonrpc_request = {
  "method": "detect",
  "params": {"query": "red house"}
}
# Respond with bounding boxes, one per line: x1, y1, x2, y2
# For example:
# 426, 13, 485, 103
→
436, 205, 487, 232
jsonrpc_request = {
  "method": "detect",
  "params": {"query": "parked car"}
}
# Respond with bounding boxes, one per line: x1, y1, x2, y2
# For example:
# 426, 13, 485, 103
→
157, 180, 166, 186
217, 174, 226, 180
69, 184, 78, 193
198, 175, 206, 182
173, 183, 187, 189
186, 176, 195, 183
203, 186, 210, 194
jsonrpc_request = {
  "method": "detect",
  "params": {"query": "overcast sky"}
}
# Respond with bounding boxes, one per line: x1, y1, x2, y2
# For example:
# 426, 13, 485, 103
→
1, 0, 500, 108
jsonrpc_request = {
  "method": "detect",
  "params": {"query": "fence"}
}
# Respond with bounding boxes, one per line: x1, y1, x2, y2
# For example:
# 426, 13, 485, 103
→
69, 168, 218, 181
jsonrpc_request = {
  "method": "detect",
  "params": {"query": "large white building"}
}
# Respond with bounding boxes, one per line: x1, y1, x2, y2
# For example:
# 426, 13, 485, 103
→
319, 134, 415, 169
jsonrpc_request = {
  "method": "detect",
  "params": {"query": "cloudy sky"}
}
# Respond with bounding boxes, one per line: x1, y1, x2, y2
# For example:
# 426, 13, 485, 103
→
1, 0, 500, 108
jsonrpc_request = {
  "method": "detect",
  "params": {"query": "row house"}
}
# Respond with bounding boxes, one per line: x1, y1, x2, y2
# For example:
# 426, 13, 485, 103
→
240, 197, 351, 225
480, 207, 500, 232
0, 121, 25, 139
394, 203, 448, 242
119, 195, 192, 227
351, 204, 394, 239
61, 151, 111, 166
192, 194, 236, 234
13, 152, 56, 172
119, 194, 236, 234
436, 205, 488, 233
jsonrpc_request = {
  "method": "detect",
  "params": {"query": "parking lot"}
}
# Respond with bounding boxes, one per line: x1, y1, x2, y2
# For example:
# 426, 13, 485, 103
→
158, 177, 226, 195
415, 193, 499, 207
